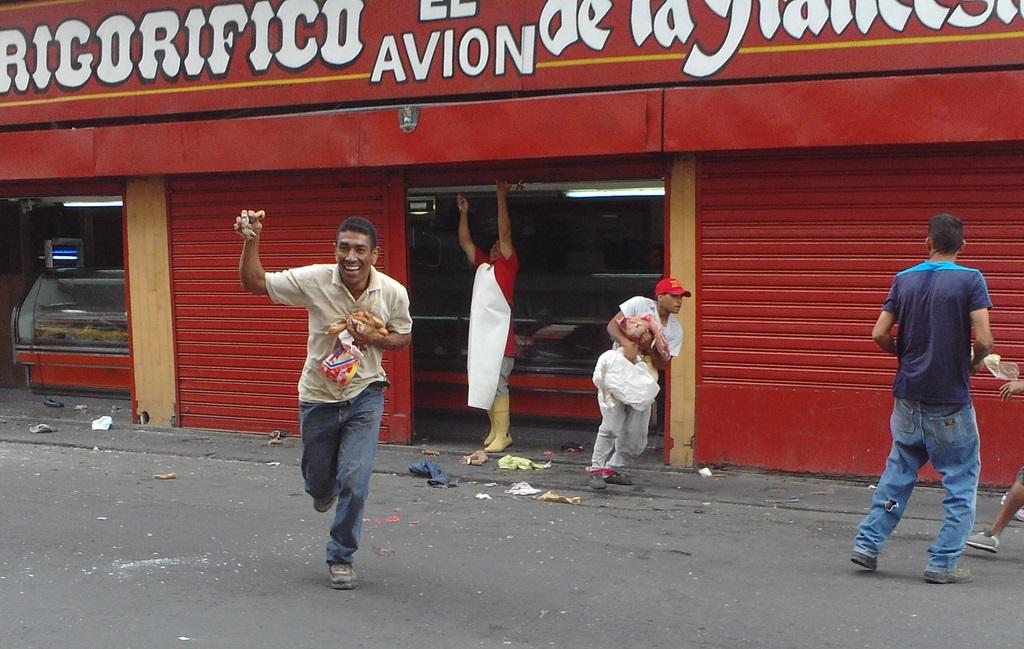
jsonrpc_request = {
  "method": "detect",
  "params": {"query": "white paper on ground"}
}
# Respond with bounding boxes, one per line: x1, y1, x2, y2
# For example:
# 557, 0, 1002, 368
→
505, 481, 542, 496
91, 415, 112, 430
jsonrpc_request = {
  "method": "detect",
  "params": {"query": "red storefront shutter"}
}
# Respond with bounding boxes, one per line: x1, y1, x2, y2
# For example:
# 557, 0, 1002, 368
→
696, 149, 1024, 482
167, 171, 409, 440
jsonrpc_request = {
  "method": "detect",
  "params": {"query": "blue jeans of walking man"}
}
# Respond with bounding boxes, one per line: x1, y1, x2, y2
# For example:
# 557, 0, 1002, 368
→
853, 398, 980, 573
300, 387, 384, 566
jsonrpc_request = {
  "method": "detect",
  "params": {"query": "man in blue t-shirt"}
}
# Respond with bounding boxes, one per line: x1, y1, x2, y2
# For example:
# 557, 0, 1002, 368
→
851, 213, 993, 584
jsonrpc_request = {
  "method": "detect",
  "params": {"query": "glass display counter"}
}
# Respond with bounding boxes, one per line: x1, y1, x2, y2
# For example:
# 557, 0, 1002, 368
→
11, 270, 130, 393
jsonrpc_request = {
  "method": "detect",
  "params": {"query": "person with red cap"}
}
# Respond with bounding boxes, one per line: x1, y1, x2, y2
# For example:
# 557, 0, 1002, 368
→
588, 277, 690, 489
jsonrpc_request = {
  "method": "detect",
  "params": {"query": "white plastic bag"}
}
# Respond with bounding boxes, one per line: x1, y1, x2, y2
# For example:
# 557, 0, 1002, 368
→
592, 349, 660, 409
984, 353, 1020, 381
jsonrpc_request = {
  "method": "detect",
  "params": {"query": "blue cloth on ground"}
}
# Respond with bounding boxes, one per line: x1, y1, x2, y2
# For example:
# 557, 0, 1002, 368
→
409, 460, 456, 487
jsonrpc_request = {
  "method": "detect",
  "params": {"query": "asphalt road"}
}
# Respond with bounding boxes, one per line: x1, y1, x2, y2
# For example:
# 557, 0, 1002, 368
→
3, 441, 1023, 649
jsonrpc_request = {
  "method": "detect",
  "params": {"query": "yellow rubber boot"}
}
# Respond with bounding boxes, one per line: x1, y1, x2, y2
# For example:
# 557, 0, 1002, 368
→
483, 395, 512, 453
482, 407, 497, 448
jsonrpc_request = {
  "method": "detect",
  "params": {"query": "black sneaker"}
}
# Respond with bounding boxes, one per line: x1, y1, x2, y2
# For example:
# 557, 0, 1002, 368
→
850, 551, 877, 572
924, 567, 973, 584
604, 473, 634, 486
314, 496, 336, 513
588, 472, 607, 490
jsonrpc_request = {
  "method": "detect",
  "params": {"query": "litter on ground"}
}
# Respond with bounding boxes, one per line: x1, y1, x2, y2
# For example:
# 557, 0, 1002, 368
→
537, 490, 581, 505
409, 460, 456, 487
461, 450, 488, 465
505, 482, 542, 496
91, 415, 113, 431
498, 455, 552, 471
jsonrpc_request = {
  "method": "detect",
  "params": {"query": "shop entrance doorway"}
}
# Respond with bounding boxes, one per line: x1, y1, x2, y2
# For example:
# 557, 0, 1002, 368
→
2, 196, 127, 394
406, 179, 666, 449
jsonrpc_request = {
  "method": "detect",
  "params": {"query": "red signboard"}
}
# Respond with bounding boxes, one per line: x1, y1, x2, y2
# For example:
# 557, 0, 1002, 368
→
0, 0, 1022, 127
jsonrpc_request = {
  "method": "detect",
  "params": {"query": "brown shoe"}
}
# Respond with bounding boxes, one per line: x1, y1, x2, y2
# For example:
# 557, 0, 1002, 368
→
924, 567, 972, 584
329, 562, 357, 590
314, 496, 336, 513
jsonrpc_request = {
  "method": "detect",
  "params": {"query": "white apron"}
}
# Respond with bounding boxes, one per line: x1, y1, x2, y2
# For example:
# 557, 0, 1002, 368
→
467, 263, 511, 410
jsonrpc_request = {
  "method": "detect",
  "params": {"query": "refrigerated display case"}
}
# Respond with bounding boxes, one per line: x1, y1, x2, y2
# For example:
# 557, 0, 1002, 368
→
11, 269, 130, 393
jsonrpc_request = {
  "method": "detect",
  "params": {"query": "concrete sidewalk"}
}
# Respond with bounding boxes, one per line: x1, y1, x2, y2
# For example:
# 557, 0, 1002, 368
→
0, 387, 1003, 522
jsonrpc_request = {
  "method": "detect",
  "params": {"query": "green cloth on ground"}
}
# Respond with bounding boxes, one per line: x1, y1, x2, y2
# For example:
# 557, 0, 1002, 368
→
498, 455, 552, 470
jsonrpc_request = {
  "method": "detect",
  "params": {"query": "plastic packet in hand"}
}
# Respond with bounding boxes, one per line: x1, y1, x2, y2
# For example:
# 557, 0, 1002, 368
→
984, 354, 1020, 381
321, 330, 363, 386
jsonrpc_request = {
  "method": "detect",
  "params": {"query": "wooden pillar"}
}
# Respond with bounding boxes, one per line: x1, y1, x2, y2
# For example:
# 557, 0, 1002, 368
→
125, 177, 177, 426
666, 156, 697, 467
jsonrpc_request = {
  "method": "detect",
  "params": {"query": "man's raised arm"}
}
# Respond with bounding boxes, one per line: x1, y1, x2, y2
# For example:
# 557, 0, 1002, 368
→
236, 209, 268, 295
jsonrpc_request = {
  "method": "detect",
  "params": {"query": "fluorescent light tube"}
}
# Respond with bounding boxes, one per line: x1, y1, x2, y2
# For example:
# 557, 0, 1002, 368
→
62, 200, 123, 208
563, 188, 665, 199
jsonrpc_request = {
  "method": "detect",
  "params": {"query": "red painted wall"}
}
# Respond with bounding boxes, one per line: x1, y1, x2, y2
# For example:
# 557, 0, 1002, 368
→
696, 384, 1024, 487
664, 70, 1024, 151
3, 70, 1024, 184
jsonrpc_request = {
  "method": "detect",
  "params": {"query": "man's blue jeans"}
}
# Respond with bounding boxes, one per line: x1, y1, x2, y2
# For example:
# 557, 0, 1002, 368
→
299, 387, 384, 566
853, 398, 980, 573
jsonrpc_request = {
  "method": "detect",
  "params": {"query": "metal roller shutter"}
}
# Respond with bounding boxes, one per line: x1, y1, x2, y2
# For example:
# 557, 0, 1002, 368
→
167, 171, 408, 439
696, 150, 1024, 482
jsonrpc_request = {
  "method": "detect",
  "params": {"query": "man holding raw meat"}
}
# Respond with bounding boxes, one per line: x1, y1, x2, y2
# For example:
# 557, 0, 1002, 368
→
235, 209, 412, 591
588, 277, 689, 490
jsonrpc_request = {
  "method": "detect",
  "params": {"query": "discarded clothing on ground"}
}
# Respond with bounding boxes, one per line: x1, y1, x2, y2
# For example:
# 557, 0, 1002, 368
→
498, 455, 552, 471
409, 459, 456, 487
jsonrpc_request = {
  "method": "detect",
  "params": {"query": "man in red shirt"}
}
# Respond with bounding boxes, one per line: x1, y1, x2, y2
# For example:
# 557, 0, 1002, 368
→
457, 181, 519, 452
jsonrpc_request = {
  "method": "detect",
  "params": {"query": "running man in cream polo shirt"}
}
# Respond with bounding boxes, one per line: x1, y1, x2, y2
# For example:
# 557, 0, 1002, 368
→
265, 262, 412, 403
236, 211, 411, 591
